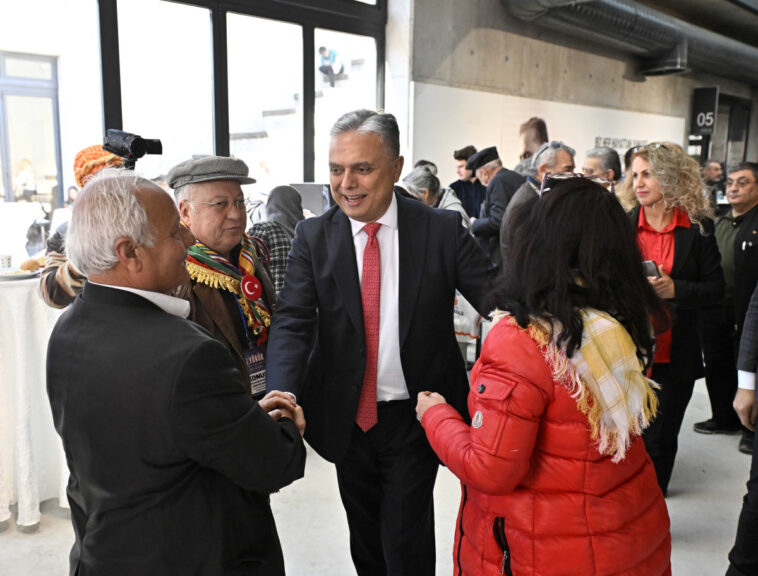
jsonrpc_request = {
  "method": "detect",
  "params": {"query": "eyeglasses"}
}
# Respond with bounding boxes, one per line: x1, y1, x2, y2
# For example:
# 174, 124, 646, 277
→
539, 171, 616, 197
726, 177, 756, 189
188, 198, 246, 212
633, 142, 669, 155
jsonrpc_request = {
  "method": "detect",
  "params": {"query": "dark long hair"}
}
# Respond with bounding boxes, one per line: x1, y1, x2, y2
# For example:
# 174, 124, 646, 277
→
486, 177, 666, 365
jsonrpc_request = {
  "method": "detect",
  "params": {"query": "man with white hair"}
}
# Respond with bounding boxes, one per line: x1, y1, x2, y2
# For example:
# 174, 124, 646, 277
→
47, 170, 305, 575
169, 156, 276, 399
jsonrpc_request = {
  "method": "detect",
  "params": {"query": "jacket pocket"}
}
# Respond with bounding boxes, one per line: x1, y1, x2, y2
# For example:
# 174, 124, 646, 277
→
493, 517, 513, 576
469, 377, 516, 455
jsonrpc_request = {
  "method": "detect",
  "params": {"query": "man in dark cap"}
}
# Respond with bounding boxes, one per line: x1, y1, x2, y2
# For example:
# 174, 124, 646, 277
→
168, 156, 277, 399
467, 146, 524, 272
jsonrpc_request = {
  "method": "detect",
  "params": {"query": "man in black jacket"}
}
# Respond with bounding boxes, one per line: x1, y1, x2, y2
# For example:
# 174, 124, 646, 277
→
727, 284, 758, 575
47, 170, 306, 576
467, 146, 524, 273
266, 109, 491, 575
696, 162, 758, 455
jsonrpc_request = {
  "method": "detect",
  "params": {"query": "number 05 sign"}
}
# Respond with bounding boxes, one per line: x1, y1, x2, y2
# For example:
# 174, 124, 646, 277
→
690, 86, 719, 136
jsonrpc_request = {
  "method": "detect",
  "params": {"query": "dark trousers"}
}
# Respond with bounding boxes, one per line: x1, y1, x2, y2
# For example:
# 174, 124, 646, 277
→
643, 364, 695, 494
727, 429, 758, 575
336, 400, 438, 576
319, 64, 343, 87
699, 306, 742, 427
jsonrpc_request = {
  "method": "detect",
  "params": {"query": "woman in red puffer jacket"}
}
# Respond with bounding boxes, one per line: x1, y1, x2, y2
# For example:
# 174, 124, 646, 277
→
417, 176, 671, 575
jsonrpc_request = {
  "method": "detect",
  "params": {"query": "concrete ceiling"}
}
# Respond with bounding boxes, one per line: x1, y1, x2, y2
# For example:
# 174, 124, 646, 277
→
637, 0, 758, 48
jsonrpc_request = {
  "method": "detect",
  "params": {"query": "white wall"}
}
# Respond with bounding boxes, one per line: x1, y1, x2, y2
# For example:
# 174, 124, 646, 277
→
411, 82, 687, 186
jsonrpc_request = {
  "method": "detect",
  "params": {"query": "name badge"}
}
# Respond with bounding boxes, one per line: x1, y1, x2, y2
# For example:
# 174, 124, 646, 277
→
244, 345, 266, 399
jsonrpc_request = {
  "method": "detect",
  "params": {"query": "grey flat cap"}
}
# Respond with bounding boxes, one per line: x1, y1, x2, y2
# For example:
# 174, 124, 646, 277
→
167, 156, 256, 189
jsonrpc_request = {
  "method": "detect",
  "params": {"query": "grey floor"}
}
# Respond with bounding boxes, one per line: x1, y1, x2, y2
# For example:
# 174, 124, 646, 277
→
0, 379, 751, 576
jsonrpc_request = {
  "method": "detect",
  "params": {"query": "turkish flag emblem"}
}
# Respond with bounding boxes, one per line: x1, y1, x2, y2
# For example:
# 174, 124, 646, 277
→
241, 273, 262, 301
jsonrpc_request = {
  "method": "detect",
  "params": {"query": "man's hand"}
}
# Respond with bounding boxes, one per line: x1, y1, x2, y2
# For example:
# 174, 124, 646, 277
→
416, 391, 447, 423
649, 265, 675, 300
259, 391, 306, 436
733, 388, 758, 431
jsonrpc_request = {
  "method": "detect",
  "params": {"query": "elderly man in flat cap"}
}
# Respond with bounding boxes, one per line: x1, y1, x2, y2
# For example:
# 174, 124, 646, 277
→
466, 145, 524, 273
168, 156, 276, 399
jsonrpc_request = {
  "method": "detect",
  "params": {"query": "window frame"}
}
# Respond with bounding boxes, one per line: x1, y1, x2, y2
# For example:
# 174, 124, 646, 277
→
97, 0, 386, 181
0, 51, 63, 205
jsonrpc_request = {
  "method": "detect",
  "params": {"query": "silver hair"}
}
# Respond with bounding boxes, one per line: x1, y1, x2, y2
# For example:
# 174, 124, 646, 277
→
67, 168, 157, 276
403, 166, 441, 199
585, 146, 622, 179
482, 158, 503, 172
531, 141, 576, 170
330, 109, 400, 158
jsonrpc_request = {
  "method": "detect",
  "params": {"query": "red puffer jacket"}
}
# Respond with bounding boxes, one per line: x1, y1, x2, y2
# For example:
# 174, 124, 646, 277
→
422, 318, 671, 576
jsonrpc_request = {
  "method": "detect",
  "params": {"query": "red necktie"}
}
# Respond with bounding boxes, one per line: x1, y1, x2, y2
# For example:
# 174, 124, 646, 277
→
356, 222, 381, 432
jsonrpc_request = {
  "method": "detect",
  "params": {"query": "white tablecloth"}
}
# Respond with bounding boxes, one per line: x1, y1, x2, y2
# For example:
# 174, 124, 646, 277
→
0, 277, 67, 528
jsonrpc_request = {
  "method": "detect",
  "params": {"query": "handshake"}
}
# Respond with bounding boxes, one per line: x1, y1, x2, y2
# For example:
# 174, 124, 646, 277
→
260, 390, 306, 436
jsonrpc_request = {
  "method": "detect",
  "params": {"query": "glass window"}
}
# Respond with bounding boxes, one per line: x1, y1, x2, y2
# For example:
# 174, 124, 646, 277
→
118, 0, 213, 180
314, 29, 377, 183
7, 94, 58, 206
5, 57, 53, 80
227, 13, 303, 193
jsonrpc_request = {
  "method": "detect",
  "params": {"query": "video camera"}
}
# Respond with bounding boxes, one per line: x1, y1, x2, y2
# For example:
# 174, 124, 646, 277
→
103, 129, 162, 169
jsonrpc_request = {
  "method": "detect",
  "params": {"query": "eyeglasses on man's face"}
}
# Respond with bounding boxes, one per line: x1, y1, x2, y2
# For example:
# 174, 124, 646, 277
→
539, 171, 616, 197
188, 198, 247, 213
726, 177, 757, 189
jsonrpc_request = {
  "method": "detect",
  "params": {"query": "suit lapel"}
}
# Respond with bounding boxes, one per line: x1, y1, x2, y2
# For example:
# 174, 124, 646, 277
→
397, 195, 427, 347
326, 210, 364, 336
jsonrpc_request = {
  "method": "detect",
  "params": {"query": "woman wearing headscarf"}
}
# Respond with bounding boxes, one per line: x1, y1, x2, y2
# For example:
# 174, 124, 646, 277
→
416, 177, 672, 575
619, 142, 724, 495
248, 185, 304, 293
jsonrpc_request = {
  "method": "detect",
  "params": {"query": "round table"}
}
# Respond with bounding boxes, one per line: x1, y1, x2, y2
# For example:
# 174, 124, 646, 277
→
0, 276, 67, 531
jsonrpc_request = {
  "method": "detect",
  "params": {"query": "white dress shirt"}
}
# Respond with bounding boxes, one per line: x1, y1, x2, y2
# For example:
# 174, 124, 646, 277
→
90, 282, 191, 319
349, 193, 409, 401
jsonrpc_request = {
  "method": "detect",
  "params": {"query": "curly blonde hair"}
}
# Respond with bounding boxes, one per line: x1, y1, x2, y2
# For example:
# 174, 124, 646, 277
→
618, 142, 713, 229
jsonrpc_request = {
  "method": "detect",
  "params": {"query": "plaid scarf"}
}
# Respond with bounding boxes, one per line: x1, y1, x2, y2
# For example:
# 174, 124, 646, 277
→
494, 309, 658, 462
185, 234, 270, 345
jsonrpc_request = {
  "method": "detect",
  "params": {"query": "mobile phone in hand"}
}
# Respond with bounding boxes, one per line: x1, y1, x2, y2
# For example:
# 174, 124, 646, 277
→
642, 260, 661, 279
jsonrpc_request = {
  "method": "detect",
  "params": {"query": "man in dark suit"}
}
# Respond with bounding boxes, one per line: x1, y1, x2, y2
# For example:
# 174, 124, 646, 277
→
47, 171, 306, 576
265, 109, 491, 575
467, 146, 524, 273
727, 284, 758, 575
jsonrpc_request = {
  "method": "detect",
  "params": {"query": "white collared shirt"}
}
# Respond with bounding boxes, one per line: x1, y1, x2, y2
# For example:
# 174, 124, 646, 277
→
348, 193, 409, 401
90, 282, 191, 319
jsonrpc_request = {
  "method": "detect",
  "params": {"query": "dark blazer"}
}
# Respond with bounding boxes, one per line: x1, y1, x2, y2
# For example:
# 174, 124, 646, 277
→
730, 285, 758, 576
630, 207, 725, 381
471, 167, 525, 270
266, 192, 492, 463
47, 283, 305, 576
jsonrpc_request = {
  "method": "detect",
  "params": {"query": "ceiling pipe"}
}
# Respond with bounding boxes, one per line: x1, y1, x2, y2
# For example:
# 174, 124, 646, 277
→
504, 0, 758, 85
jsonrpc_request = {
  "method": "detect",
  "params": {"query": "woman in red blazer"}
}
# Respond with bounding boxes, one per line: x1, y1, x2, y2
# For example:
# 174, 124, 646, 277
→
622, 142, 724, 495
416, 178, 671, 575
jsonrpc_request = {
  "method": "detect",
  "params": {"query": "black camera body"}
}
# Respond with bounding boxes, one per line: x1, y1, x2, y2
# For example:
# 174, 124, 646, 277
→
103, 129, 162, 168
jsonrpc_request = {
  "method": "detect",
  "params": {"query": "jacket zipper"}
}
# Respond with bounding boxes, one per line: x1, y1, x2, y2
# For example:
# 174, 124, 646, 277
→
493, 517, 513, 576
456, 485, 467, 576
